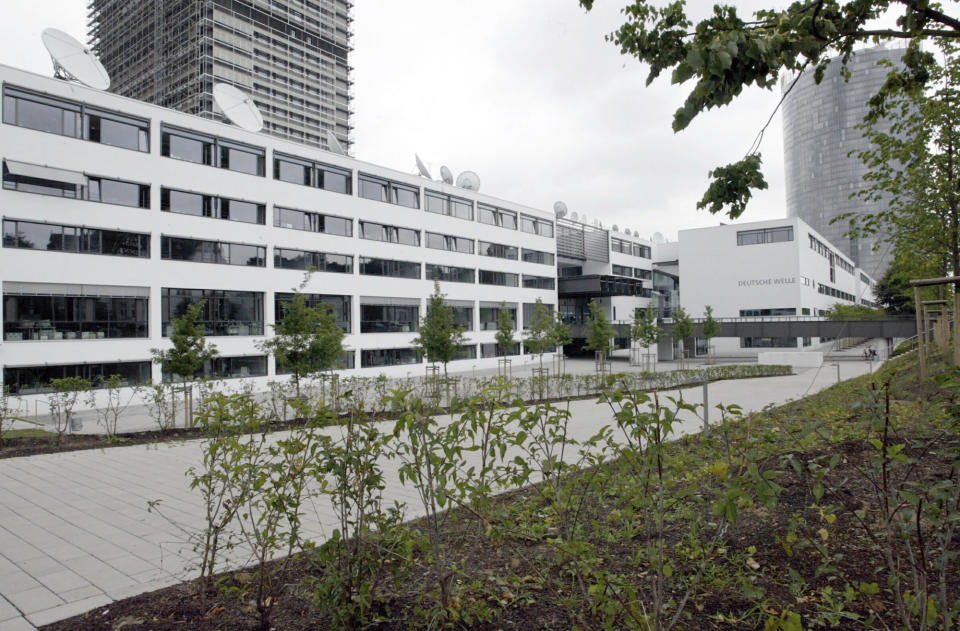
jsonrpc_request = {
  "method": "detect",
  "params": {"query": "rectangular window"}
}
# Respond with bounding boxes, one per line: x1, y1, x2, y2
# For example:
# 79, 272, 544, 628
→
161, 125, 265, 176
3, 361, 151, 395
163, 355, 267, 382
521, 248, 555, 265
478, 241, 519, 260
451, 305, 474, 331
737, 226, 794, 246
162, 288, 263, 336
360, 347, 422, 368
86, 177, 150, 208
161, 236, 265, 267
273, 247, 353, 274
425, 232, 474, 254
611, 264, 631, 277
522, 275, 556, 290
632, 243, 652, 258
358, 173, 419, 208
739, 308, 797, 316
424, 190, 473, 220
4, 290, 148, 341
426, 264, 475, 284
478, 204, 517, 229
523, 302, 555, 329
275, 293, 351, 333
740, 336, 799, 348
479, 270, 519, 287
273, 206, 352, 236
3, 161, 81, 198
479, 304, 517, 331
161, 188, 265, 225
634, 268, 652, 280
359, 221, 421, 246
3, 219, 149, 258
360, 304, 419, 333
358, 257, 421, 279
3, 86, 149, 152
273, 152, 352, 194
480, 342, 520, 358
519, 213, 554, 237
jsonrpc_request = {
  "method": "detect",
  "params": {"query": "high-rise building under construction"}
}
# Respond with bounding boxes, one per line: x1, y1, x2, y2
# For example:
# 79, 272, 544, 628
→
88, 0, 352, 152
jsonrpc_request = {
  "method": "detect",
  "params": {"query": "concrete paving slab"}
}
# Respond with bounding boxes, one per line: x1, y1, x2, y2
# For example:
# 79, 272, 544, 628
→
26, 594, 112, 627
0, 595, 22, 622
1, 615, 38, 631
5, 585, 63, 615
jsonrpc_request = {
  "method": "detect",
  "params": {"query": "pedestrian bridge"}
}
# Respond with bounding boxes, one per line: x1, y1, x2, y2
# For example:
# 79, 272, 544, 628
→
569, 316, 916, 340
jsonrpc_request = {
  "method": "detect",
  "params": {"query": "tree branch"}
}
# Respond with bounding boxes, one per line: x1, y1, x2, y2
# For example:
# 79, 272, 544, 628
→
896, 0, 960, 32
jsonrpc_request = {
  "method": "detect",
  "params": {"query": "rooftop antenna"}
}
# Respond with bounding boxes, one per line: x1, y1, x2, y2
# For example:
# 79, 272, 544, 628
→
41, 28, 110, 90
325, 130, 347, 155
212, 83, 263, 132
553, 201, 568, 218
440, 165, 454, 184
415, 154, 432, 179
455, 170, 481, 191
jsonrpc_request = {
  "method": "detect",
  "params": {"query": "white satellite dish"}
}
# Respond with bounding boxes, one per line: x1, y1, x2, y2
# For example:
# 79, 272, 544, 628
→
652, 232, 665, 244
415, 154, 432, 179
553, 201, 568, 217
570, 212, 579, 221
41, 28, 111, 90
325, 129, 347, 155
456, 170, 481, 191
633, 230, 640, 237
440, 165, 454, 184
213, 83, 263, 132
612, 224, 619, 232
580, 213, 587, 224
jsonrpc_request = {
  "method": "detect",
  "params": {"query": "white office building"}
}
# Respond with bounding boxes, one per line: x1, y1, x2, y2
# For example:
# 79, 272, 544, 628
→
0, 64, 558, 398
676, 218, 877, 357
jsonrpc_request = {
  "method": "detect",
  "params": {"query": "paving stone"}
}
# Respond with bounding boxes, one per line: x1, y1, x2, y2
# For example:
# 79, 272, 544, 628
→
26, 594, 112, 627
36, 569, 89, 594
58, 584, 104, 603
0, 595, 22, 622
0, 615, 38, 631
5, 585, 63, 615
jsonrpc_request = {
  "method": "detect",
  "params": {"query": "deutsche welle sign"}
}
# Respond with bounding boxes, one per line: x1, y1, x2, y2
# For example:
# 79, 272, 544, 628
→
738, 277, 796, 287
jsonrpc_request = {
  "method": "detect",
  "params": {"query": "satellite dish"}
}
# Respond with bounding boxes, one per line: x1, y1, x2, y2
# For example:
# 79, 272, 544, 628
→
652, 232, 665, 244
553, 201, 568, 217
440, 165, 454, 184
456, 170, 481, 191
41, 28, 111, 90
612, 224, 619, 232
213, 83, 263, 132
570, 212, 579, 221
580, 214, 587, 224
633, 230, 640, 237
415, 154, 432, 179
325, 130, 346, 155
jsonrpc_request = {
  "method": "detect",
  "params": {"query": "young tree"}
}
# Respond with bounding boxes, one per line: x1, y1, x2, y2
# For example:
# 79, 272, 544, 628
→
87, 374, 140, 440
578, 1, 960, 219
152, 299, 218, 428
259, 275, 346, 398
0, 385, 22, 448
701, 305, 721, 363
47, 376, 91, 445
495, 301, 516, 358
412, 280, 466, 379
523, 298, 555, 371
583, 298, 616, 358
631, 305, 662, 367
671, 306, 695, 367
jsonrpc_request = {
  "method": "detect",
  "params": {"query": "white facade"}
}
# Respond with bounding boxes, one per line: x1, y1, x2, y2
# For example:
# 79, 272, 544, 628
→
0, 65, 557, 400
676, 217, 876, 357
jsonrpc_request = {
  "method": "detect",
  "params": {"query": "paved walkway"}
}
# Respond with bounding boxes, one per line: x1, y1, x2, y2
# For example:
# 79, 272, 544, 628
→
0, 359, 881, 629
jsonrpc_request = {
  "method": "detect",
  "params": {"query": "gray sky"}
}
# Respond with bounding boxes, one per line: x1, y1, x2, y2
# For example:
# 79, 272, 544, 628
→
0, 1, 796, 240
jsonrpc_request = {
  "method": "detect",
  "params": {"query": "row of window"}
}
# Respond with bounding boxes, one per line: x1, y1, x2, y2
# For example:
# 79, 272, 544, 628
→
818, 283, 855, 302
809, 234, 854, 274
3, 161, 149, 209
2, 85, 557, 237
611, 237, 652, 258
739, 308, 797, 317
737, 226, 794, 246
0, 342, 531, 394
3, 219, 150, 258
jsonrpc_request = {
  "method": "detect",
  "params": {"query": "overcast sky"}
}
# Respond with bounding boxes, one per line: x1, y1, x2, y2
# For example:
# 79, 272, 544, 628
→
0, 1, 799, 241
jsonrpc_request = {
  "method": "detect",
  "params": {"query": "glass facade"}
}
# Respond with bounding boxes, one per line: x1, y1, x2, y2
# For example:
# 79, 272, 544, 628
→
426, 264, 475, 284
4, 292, 148, 341
360, 347, 422, 368
3, 361, 151, 395
161, 188, 266, 225
519, 214, 554, 237
3, 219, 149, 258
161, 125, 265, 176
424, 190, 473, 220
478, 241, 518, 260
162, 355, 267, 381
162, 237, 266, 267
425, 232, 474, 254
479, 304, 516, 330
274, 153, 352, 194
3, 162, 149, 208
359, 221, 420, 246
521, 248, 555, 265
737, 226, 794, 246
275, 293, 351, 333
162, 288, 263, 336
358, 173, 419, 208
360, 304, 419, 333
274, 248, 353, 273
522, 275, 555, 290
274, 206, 352, 236
478, 204, 517, 229
479, 270, 519, 287
359, 257, 420, 279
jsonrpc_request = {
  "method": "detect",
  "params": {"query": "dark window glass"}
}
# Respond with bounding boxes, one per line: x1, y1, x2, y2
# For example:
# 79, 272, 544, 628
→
162, 288, 263, 337
319, 165, 351, 194
740, 336, 799, 348
274, 207, 352, 236
479, 270, 519, 287
275, 156, 311, 184
634, 268, 652, 280
85, 110, 149, 152
359, 175, 388, 201
220, 141, 265, 176
426, 264, 475, 284
3, 293, 148, 342
359, 257, 420, 279
360, 347, 422, 368
3, 361, 151, 394
162, 236, 264, 267
87, 177, 149, 208
274, 248, 352, 273
359, 173, 419, 208
163, 355, 267, 381
478, 241, 519, 260
3, 87, 81, 137
479, 306, 517, 331
276, 293, 351, 333
393, 185, 419, 209
360, 304, 419, 333
522, 275, 556, 290
161, 188, 211, 216
2, 164, 78, 198
522, 249, 555, 265
3, 219, 148, 258
162, 129, 214, 165
221, 198, 265, 224
451, 306, 474, 331
480, 342, 520, 358
738, 226, 794, 246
